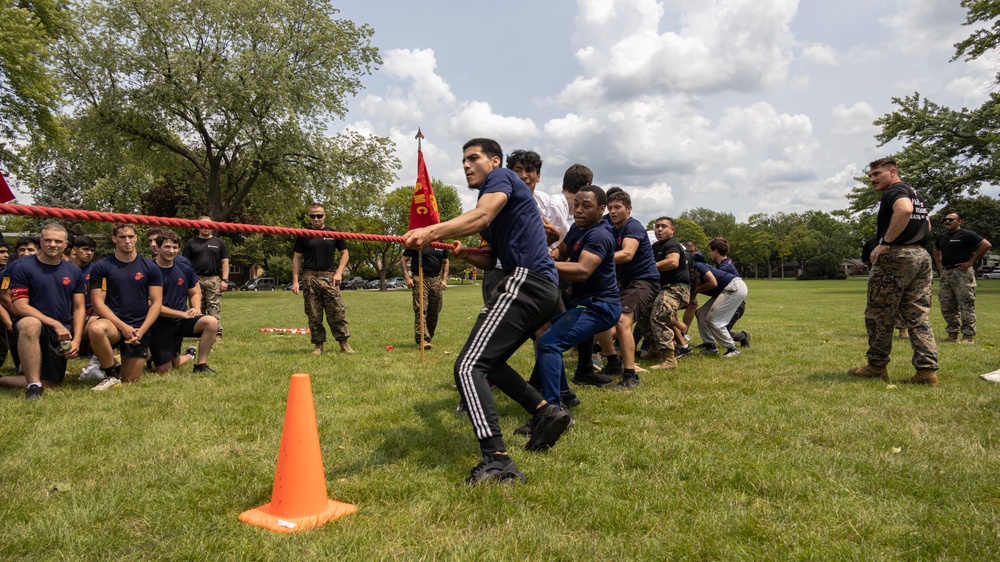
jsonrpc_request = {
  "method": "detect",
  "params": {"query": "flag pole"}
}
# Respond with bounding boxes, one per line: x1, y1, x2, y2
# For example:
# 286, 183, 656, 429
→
415, 129, 426, 362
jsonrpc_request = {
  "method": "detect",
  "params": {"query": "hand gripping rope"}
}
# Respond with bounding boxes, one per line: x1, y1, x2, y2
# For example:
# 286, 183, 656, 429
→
0, 203, 483, 253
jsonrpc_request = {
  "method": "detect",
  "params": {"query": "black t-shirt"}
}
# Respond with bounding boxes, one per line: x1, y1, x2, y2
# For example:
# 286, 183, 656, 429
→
876, 182, 930, 246
936, 229, 985, 266
403, 247, 449, 277
652, 237, 690, 286
294, 227, 347, 271
182, 236, 230, 276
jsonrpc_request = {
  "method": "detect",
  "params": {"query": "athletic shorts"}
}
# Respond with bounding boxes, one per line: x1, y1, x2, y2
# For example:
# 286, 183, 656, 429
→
149, 316, 203, 366
12, 318, 68, 383
114, 329, 151, 359
619, 279, 659, 315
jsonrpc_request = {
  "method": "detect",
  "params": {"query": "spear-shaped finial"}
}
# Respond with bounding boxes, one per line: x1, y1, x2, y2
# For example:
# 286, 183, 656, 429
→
415, 128, 425, 150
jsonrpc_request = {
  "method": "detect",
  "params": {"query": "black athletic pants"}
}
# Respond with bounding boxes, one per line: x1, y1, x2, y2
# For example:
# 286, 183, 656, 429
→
455, 267, 561, 454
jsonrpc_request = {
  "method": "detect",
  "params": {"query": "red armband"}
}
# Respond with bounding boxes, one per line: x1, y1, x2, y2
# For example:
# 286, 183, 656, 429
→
9, 287, 28, 301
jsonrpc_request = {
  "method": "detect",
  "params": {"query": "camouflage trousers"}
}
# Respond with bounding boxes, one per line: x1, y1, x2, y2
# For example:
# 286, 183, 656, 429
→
302, 276, 350, 345
646, 284, 690, 353
198, 275, 224, 336
865, 247, 938, 370
411, 274, 444, 344
939, 268, 977, 336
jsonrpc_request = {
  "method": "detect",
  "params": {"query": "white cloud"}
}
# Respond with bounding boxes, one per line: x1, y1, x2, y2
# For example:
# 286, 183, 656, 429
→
801, 43, 838, 65
882, 0, 967, 56
831, 102, 878, 135
447, 101, 540, 144
942, 55, 998, 108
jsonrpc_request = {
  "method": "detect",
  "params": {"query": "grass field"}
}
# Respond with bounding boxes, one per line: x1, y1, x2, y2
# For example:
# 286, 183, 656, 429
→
2, 278, 1000, 560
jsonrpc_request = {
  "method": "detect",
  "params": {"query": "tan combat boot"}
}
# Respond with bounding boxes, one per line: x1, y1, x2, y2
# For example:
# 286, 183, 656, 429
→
340, 341, 356, 354
901, 369, 939, 386
847, 364, 889, 380
945, 333, 959, 342
651, 350, 677, 370
957, 335, 975, 345
897, 328, 909, 339
312, 344, 324, 355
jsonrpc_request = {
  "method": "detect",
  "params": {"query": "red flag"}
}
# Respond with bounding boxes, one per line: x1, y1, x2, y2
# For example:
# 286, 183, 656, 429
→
408, 148, 440, 229
0, 169, 15, 203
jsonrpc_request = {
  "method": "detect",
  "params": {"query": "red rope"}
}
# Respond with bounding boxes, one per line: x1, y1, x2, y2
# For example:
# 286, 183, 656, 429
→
0, 203, 477, 253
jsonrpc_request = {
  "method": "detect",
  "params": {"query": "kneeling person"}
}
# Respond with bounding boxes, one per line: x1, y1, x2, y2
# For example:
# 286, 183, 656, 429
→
150, 230, 218, 373
0, 222, 86, 399
538, 186, 622, 406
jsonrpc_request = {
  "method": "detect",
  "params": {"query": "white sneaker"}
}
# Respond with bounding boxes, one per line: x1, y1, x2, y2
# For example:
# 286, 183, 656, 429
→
980, 371, 1000, 383
91, 377, 122, 392
79, 366, 105, 382
684, 334, 692, 342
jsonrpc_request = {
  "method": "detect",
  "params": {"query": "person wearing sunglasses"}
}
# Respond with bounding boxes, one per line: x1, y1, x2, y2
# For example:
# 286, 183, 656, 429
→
933, 212, 991, 344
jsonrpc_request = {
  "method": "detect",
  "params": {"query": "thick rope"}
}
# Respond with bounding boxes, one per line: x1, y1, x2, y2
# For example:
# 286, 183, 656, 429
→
0, 203, 478, 253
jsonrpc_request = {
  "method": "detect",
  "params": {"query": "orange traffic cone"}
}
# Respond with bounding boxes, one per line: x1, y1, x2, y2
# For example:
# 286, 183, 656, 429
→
239, 373, 356, 532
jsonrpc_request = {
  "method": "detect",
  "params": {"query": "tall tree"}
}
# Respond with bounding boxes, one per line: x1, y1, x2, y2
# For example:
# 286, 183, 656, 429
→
0, 0, 72, 173
57, 0, 389, 220
678, 208, 737, 239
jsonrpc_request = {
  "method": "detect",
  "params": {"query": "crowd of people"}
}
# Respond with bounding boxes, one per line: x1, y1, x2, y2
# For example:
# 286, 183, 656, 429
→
1, 150, 992, 485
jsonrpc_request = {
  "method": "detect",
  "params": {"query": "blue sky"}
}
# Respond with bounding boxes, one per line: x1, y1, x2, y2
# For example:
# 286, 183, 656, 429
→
336, 0, 996, 226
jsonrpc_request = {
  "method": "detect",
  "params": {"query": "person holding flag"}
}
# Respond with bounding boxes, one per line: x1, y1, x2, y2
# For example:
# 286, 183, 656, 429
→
403, 131, 448, 352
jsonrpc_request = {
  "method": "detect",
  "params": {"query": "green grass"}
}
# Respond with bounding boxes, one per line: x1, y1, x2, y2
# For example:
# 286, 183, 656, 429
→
2, 279, 1000, 560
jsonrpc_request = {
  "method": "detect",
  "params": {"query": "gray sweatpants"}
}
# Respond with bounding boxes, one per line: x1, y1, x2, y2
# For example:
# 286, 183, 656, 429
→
696, 278, 748, 350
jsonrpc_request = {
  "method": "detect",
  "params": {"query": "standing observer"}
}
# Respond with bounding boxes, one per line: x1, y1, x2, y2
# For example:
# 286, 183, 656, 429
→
291, 203, 354, 355
933, 212, 991, 345
183, 217, 230, 343
849, 157, 939, 385
402, 246, 449, 350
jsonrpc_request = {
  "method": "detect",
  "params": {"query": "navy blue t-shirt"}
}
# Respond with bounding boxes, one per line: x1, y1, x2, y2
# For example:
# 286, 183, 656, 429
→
77, 261, 95, 310
613, 217, 659, 286
694, 262, 738, 298
8, 256, 86, 330
478, 168, 558, 285
157, 259, 198, 311
563, 221, 619, 306
89, 255, 163, 328
717, 257, 739, 276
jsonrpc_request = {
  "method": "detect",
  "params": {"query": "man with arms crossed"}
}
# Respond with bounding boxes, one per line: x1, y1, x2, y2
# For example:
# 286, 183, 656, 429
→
849, 157, 939, 385
88, 224, 163, 391
150, 230, 219, 373
933, 212, 991, 344
0, 223, 85, 399
405, 138, 570, 485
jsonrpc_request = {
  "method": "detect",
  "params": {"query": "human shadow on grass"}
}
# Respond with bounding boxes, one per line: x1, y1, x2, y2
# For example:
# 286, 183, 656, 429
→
328, 393, 530, 477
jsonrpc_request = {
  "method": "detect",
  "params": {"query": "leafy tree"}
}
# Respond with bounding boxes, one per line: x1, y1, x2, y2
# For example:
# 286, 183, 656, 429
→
57, 0, 389, 220
678, 208, 737, 239
670, 219, 709, 251
0, 0, 72, 172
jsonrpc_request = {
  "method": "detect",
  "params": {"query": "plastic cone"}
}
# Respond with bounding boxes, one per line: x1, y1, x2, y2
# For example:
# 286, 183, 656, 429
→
239, 373, 356, 532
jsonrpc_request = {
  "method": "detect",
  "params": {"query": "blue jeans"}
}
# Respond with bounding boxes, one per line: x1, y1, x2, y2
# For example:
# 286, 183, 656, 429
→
536, 298, 621, 406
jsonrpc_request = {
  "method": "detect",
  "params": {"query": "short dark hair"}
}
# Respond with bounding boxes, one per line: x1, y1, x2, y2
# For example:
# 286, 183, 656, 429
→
15, 236, 39, 251
506, 150, 542, 174
607, 189, 631, 208
562, 164, 593, 194
946, 211, 961, 219
655, 216, 674, 227
708, 237, 730, 257
868, 157, 897, 171
147, 226, 166, 241
0, 239, 8, 249
111, 223, 136, 237
578, 185, 607, 207
155, 229, 182, 247
70, 235, 96, 249
463, 138, 503, 162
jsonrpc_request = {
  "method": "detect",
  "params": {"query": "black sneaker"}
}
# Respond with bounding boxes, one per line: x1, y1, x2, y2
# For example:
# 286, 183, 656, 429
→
571, 369, 614, 387
525, 404, 572, 451
697, 346, 719, 356
514, 418, 534, 436
675, 345, 694, 358
614, 374, 640, 390
601, 362, 623, 377
455, 399, 470, 418
695, 342, 712, 350
464, 453, 526, 485
185, 346, 197, 357
740, 332, 752, 348
561, 388, 581, 408
24, 385, 43, 400
193, 363, 217, 373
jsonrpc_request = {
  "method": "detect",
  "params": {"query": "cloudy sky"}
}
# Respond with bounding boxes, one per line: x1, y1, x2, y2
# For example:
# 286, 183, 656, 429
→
335, 0, 997, 226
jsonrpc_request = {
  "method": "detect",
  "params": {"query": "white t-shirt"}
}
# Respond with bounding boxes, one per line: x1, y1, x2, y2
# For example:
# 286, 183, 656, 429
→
533, 190, 571, 249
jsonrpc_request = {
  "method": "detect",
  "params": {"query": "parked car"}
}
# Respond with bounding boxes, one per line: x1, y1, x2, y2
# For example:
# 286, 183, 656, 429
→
240, 277, 276, 291
387, 277, 407, 289
365, 279, 382, 289
983, 271, 1000, 279
282, 282, 295, 291
342, 276, 366, 290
